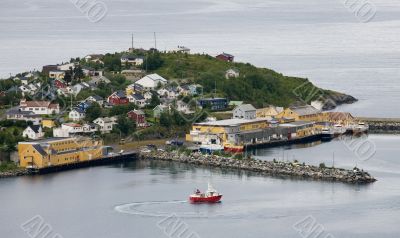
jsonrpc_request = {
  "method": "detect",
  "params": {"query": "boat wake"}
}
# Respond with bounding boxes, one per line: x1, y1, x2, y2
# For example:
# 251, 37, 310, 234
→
114, 200, 245, 219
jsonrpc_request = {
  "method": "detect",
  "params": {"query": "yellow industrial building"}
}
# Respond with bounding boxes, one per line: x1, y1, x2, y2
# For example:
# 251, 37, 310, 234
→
276, 105, 325, 122
18, 137, 104, 169
186, 118, 270, 145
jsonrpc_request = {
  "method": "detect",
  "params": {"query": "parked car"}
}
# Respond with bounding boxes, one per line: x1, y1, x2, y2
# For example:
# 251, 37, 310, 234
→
140, 148, 151, 153
166, 140, 184, 146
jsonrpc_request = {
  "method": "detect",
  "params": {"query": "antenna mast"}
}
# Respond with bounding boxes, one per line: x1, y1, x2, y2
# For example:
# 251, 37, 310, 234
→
154, 32, 157, 50
131, 33, 134, 50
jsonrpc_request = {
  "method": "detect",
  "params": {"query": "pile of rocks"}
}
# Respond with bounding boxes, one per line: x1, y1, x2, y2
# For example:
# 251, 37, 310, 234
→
368, 121, 400, 134
141, 151, 376, 184
0, 169, 30, 179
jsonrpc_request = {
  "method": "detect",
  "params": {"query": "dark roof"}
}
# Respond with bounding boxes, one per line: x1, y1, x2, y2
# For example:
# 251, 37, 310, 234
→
113, 90, 126, 98
132, 93, 145, 100
72, 107, 86, 114
219, 52, 234, 58
128, 110, 145, 115
121, 55, 144, 60
91, 95, 103, 101
29, 125, 41, 133
6, 108, 38, 117
32, 144, 47, 156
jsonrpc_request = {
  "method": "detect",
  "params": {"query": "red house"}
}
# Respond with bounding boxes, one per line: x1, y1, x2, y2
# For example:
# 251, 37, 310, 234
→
107, 90, 129, 105
127, 110, 147, 127
216, 53, 234, 62
54, 79, 67, 89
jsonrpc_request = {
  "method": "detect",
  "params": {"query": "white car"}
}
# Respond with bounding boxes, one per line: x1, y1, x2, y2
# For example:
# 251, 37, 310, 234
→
140, 149, 152, 153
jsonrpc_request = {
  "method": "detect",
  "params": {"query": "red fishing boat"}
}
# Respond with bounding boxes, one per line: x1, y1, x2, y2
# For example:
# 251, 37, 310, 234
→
189, 183, 222, 203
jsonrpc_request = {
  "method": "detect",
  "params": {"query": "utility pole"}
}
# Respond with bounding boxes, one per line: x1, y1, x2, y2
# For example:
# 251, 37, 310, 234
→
154, 32, 157, 51
214, 79, 217, 98
332, 152, 335, 168
131, 33, 134, 50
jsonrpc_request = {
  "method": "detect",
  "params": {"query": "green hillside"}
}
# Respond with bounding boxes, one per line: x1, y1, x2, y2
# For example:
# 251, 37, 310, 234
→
152, 52, 354, 108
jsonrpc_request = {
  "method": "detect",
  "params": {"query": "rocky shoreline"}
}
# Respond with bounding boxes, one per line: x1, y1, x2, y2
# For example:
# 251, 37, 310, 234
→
140, 151, 376, 184
322, 93, 358, 110
0, 169, 31, 179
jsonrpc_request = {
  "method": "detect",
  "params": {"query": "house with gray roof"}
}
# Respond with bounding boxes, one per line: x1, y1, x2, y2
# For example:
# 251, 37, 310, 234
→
233, 104, 257, 120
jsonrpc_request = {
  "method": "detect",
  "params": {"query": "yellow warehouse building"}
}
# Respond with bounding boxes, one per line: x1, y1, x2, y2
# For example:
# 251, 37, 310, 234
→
18, 137, 104, 169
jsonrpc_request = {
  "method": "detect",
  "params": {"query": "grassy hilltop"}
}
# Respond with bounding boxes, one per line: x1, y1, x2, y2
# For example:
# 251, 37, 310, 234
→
151, 52, 355, 108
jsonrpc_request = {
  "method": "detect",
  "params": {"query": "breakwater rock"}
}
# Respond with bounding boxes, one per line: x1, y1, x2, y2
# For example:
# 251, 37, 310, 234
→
0, 169, 30, 179
367, 121, 400, 134
141, 151, 376, 184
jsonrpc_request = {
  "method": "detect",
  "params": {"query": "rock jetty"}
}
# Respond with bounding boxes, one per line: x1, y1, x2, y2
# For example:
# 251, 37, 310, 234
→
367, 121, 400, 134
141, 151, 376, 184
0, 169, 31, 179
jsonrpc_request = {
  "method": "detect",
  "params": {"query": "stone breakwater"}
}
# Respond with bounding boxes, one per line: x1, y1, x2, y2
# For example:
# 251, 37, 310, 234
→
141, 151, 376, 184
356, 117, 400, 133
367, 121, 400, 134
0, 169, 30, 179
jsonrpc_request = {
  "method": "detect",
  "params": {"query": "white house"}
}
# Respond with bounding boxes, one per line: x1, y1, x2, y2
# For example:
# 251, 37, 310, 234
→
69, 108, 86, 121
175, 100, 194, 114
19, 99, 60, 115
157, 87, 178, 100
53, 128, 70, 137
225, 68, 240, 79
85, 95, 104, 106
22, 125, 44, 140
84, 54, 104, 63
121, 55, 144, 66
128, 94, 147, 108
143, 91, 154, 101
82, 123, 99, 133
62, 123, 84, 133
135, 74, 167, 91
233, 104, 257, 120
57, 63, 75, 71
171, 46, 191, 54
93, 117, 117, 133
89, 76, 111, 86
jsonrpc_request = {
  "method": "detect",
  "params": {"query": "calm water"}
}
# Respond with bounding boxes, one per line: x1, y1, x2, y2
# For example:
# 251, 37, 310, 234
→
1, 135, 400, 238
1, 0, 400, 117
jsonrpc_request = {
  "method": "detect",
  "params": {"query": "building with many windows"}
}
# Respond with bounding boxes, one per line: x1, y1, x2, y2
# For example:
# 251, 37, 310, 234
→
18, 137, 104, 169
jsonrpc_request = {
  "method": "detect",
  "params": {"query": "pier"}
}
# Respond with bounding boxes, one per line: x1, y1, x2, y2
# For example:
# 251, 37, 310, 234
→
141, 151, 376, 184
357, 117, 400, 133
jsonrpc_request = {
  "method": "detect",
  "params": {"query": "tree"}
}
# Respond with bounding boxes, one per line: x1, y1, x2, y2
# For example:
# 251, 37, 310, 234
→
109, 103, 137, 117
159, 112, 171, 128
143, 52, 164, 71
149, 92, 161, 108
73, 65, 84, 80
103, 54, 122, 72
85, 103, 102, 122
109, 74, 126, 87
115, 115, 136, 136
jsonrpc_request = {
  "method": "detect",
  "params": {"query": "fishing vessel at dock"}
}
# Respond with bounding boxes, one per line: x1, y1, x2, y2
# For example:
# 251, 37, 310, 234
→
321, 127, 335, 141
